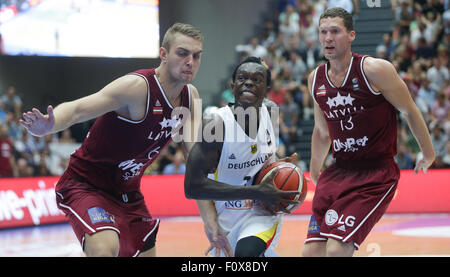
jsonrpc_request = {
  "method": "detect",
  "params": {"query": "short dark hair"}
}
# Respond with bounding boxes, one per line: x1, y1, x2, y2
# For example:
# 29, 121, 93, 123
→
319, 7, 354, 32
162, 22, 203, 51
232, 56, 272, 87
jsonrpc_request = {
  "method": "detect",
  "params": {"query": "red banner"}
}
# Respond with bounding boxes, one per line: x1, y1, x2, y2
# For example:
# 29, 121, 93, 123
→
1, 169, 449, 229
0, 177, 65, 229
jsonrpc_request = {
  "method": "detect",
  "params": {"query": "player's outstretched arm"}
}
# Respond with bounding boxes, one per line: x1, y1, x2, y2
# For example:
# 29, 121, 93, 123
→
363, 57, 435, 174
20, 74, 147, 137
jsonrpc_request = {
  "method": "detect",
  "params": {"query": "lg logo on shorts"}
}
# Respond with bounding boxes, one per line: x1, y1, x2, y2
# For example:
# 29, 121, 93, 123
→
325, 209, 356, 227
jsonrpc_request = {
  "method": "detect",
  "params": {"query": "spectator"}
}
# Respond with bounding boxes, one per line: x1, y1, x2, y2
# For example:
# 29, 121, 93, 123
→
442, 140, 450, 167
220, 79, 234, 106
416, 73, 436, 119
286, 51, 308, 83
395, 0, 414, 37
278, 4, 300, 38
162, 150, 186, 175
16, 157, 33, 177
421, 11, 442, 46
268, 79, 288, 106
38, 146, 65, 176
427, 57, 449, 92
0, 86, 23, 119
415, 37, 436, 59
235, 37, 267, 59
0, 125, 16, 177
395, 144, 415, 169
327, 0, 359, 15
279, 91, 299, 154
431, 91, 450, 123
0, 100, 8, 125
430, 124, 448, 163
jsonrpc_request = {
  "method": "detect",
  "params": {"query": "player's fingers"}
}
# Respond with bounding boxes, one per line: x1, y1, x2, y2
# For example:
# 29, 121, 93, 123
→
47, 105, 55, 120
265, 169, 278, 182
414, 160, 427, 174
280, 190, 299, 196
204, 245, 214, 256
32, 108, 44, 119
284, 152, 298, 163
19, 119, 30, 129
225, 243, 233, 257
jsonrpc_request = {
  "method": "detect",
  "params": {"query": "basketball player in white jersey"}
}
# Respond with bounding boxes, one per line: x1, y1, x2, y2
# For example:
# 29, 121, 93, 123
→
185, 57, 299, 257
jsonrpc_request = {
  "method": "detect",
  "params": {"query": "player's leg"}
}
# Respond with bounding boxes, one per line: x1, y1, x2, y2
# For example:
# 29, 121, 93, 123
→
138, 247, 156, 257
235, 236, 267, 257
303, 215, 327, 257
302, 241, 327, 257
326, 238, 354, 257
84, 230, 120, 257
138, 231, 157, 257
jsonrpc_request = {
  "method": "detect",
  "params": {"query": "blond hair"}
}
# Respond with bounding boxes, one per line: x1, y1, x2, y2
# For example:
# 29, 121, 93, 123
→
161, 23, 203, 51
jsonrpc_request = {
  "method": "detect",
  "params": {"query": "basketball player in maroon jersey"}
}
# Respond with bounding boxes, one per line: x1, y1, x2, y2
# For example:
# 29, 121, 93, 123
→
18, 23, 204, 257
302, 8, 435, 257
20, 23, 295, 257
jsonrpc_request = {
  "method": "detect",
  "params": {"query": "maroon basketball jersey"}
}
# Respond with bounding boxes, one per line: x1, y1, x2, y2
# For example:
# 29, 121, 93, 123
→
66, 69, 191, 194
311, 53, 397, 161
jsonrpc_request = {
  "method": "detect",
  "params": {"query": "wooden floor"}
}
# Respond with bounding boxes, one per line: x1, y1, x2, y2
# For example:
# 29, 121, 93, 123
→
0, 214, 449, 257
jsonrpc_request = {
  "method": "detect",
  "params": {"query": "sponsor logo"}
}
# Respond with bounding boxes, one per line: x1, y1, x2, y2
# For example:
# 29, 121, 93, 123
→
316, 84, 327, 97
352, 78, 359, 91
227, 153, 272, 170
325, 209, 339, 226
224, 200, 254, 210
0, 180, 64, 226
88, 207, 114, 225
118, 159, 145, 180
307, 215, 321, 234
333, 136, 369, 153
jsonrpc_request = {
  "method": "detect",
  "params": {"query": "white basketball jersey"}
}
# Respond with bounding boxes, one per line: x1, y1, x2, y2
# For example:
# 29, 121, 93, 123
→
208, 104, 278, 232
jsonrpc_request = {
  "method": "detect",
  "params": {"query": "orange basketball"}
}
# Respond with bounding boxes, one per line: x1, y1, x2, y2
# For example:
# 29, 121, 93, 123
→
254, 161, 307, 213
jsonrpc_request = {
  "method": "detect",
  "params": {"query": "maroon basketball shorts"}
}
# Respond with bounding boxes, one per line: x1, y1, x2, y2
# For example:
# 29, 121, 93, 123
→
305, 159, 400, 249
55, 172, 159, 257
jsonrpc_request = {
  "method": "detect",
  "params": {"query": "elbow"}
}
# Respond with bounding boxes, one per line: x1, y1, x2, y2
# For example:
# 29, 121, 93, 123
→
184, 176, 203, 199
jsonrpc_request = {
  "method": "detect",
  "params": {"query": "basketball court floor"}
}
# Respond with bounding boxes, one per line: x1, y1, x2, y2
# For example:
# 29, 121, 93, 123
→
0, 213, 449, 257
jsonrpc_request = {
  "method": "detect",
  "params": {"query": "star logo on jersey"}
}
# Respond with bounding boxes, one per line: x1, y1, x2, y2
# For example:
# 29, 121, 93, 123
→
159, 116, 181, 130
326, 92, 356, 109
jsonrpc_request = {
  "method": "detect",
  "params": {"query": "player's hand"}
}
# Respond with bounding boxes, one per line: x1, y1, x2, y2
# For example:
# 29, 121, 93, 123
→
414, 152, 435, 174
19, 105, 55, 137
203, 223, 233, 257
256, 169, 299, 214
278, 152, 298, 163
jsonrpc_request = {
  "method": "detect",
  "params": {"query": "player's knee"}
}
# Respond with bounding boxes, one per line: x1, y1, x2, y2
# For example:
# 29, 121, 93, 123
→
302, 242, 326, 257
326, 239, 354, 257
85, 240, 120, 257
84, 231, 120, 257
235, 236, 267, 257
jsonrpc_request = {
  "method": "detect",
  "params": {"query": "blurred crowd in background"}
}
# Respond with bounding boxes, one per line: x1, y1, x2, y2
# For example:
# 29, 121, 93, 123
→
0, 0, 449, 178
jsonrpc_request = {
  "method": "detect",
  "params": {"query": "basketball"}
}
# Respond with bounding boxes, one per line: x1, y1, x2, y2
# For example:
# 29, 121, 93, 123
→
254, 161, 307, 213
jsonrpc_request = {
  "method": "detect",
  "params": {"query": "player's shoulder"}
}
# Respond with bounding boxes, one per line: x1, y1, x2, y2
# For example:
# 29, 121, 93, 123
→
263, 98, 278, 114
362, 56, 395, 74
187, 84, 199, 98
